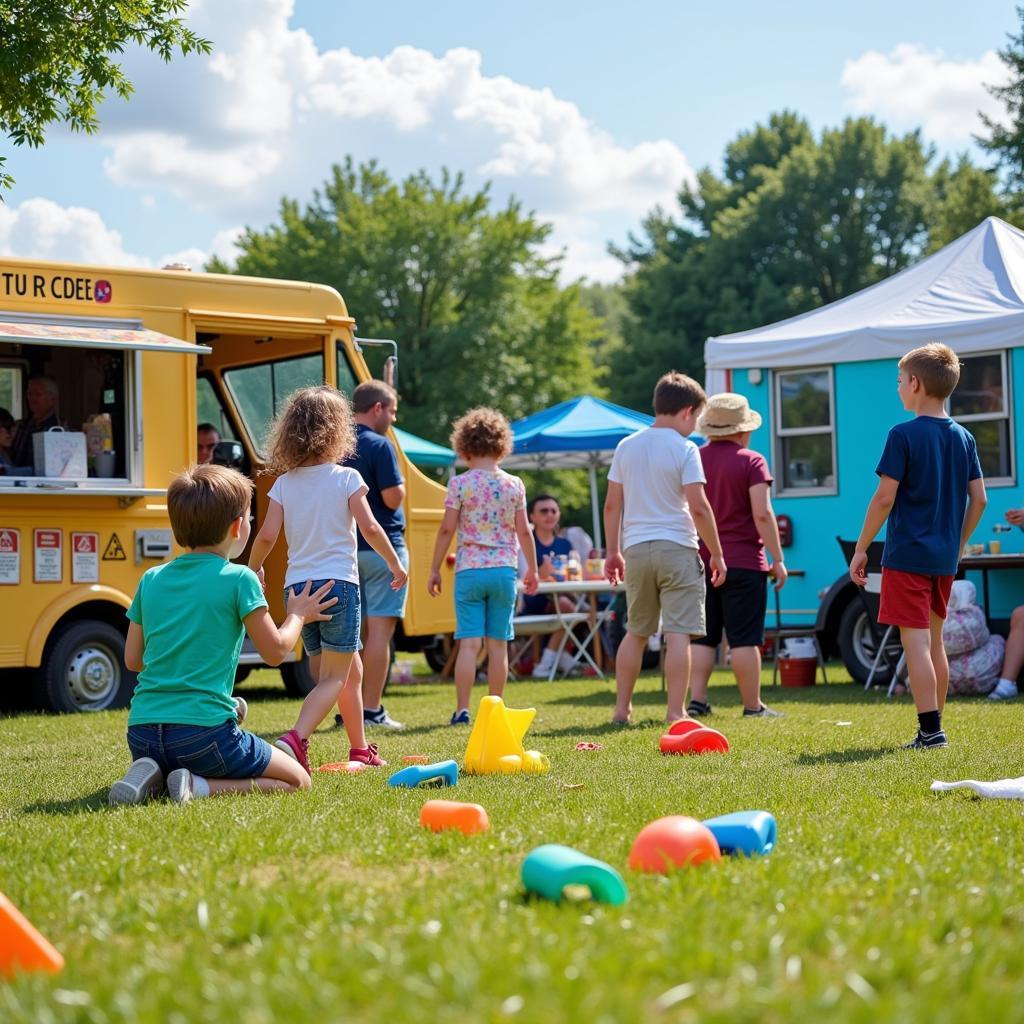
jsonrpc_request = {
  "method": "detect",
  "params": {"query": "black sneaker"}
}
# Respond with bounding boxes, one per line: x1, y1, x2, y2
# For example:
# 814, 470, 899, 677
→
743, 704, 784, 718
687, 700, 712, 717
334, 713, 344, 730
904, 729, 948, 749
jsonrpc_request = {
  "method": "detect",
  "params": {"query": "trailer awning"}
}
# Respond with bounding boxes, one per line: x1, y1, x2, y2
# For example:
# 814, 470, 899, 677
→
0, 318, 211, 354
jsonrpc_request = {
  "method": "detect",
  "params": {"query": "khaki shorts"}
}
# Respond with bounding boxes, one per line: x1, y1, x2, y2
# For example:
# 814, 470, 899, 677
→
624, 540, 706, 637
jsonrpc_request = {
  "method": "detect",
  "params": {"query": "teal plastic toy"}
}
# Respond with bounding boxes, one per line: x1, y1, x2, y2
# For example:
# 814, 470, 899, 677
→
521, 844, 629, 905
386, 760, 459, 789
701, 810, 776, 856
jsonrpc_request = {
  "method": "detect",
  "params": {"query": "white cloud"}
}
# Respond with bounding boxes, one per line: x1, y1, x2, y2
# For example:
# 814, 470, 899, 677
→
841, 44, 1008, 143
92, 0, 691, 279
0, 198, 241, 273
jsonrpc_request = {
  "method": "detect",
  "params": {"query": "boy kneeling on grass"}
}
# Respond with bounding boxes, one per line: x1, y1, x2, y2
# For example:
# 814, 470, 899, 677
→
109, 463, 337, 805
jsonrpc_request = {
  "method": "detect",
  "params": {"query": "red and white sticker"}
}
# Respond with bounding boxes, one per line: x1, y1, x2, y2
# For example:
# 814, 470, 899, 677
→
0, 528, 20, 585
34, 528, 62, 583
71, 532, 99, 583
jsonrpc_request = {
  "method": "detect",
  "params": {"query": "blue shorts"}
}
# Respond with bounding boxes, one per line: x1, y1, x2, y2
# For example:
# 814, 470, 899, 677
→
358, 541, 409, 619
454, 567, 518, 640
127, 721, 272, 779
286, 579, 361, 655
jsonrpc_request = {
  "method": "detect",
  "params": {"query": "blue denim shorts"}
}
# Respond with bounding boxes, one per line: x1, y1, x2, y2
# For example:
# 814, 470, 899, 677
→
286, 579, 361, 655
358, 542, 409, 619
454, 566, 518, 640
127, 721, 272, 779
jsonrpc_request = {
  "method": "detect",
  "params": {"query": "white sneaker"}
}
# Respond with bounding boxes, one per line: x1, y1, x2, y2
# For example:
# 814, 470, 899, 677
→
233, 696, 248, 724
557, 652, 580, 674
364, 706, 405, 730
109, 757, 165, 806
988, 679, 1019, 701
166, 769, 195, 804
532, 654, 557, 678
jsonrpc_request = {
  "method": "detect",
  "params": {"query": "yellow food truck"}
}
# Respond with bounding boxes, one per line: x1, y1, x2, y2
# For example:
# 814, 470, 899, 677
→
0, 258, 453, 712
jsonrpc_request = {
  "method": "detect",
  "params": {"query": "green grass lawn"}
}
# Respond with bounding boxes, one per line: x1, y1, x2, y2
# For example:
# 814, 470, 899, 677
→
3, 666, 1024, 1023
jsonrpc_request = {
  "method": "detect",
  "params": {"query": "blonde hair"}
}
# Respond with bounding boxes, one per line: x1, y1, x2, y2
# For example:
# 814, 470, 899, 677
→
263, 385, 356, 475
450, 406, 513, 460
653, 371, 706, 415
167, 464, 253, 549
899, 343, 961, 400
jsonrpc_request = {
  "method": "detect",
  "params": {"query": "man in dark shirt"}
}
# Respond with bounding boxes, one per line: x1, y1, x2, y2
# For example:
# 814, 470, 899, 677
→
340, 380, 408, 730
10, 376, 64, 472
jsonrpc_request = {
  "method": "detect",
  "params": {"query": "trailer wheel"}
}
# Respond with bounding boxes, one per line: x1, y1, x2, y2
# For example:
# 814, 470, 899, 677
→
280, 653, 317, 698
37, 621, 136, 713
837, 601, 901, 685
423, 634, 454, 674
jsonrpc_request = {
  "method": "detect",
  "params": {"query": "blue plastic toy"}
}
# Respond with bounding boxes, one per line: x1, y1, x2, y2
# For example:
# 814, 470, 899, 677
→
701, 810, 776, 856
521, 844, 629, 905
386, 759, 459, 789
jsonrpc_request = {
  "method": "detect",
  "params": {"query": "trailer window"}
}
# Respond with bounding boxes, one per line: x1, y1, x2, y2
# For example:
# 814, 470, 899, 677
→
336, 345, 359, 398
949, 351, 1013, 483
0, 365, 23, 419
773, 367, 837, 494
224, 353, 322, 453
196, 376, 236, 441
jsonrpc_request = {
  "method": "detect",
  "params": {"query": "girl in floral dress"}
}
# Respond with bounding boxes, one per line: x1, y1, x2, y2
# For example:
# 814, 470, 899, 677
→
427, 407, 539, 724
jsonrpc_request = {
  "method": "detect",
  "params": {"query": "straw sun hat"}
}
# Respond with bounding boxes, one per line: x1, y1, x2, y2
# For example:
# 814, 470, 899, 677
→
696, 392, 762, 437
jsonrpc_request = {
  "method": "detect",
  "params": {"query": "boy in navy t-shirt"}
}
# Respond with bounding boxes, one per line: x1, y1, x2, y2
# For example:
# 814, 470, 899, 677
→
850, 343, 987, 749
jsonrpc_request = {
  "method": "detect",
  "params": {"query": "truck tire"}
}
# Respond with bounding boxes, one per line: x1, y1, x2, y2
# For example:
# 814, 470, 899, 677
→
36, 620, 136, 713
280, 654, 317, 698
423, 634, 453, 674
837, 600, 899, 685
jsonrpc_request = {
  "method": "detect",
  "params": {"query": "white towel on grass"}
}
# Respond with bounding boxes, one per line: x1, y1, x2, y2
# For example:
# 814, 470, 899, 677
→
931, 777, 1024, 800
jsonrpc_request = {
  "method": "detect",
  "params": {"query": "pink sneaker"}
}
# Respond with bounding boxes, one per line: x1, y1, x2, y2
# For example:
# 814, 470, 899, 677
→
275, 729, 310, 774
348, 743, 387, 767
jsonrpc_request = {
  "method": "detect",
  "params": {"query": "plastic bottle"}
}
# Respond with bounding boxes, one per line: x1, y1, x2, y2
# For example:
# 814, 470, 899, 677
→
567, 551, 582, 581
551, 554, 568, 582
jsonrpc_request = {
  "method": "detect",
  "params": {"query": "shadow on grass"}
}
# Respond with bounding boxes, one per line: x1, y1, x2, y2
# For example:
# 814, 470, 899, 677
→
23, 788, 110, 815
795, 746, 896, 765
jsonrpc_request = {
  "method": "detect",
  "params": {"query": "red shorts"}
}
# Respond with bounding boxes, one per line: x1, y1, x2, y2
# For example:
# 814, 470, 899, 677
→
878, 568, 954, 629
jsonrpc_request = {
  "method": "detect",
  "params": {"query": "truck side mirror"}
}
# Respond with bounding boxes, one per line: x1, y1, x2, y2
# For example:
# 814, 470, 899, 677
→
212, 440, 250, 476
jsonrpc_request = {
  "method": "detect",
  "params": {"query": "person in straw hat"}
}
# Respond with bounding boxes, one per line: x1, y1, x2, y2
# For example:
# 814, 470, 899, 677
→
687, 392, 787, 718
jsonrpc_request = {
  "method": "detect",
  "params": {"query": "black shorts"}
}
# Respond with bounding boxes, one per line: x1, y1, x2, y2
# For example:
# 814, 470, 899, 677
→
692, 567, 768, 648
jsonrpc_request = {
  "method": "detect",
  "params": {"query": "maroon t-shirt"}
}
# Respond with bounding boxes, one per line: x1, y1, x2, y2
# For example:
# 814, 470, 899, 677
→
697, 441, 773, 572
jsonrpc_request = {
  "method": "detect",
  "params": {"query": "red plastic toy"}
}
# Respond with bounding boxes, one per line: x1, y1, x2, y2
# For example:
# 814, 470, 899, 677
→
659, 723, 730, 755
419, 799, 490, 835
628, 815, 722, 873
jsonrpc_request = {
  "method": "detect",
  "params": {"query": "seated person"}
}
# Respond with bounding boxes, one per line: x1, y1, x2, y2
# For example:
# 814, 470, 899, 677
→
9, 376, 67, 473
990, 506, 1024, 701
519, 493, 581, 677
0, 408, 14, 472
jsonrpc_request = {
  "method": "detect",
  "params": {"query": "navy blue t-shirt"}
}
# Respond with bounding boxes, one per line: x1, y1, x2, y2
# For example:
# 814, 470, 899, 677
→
343, 424, 405, 551
520, 534, 573, 614
876, 416, 982, 576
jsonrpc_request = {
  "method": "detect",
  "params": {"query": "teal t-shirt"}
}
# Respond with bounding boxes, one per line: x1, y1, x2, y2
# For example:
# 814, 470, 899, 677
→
127, 553, 267, 727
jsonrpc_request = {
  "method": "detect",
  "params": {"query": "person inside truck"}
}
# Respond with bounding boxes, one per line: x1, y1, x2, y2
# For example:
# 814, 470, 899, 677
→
0, 408, 15, 472
9, 376, 66, 471
197, 422, 221, 464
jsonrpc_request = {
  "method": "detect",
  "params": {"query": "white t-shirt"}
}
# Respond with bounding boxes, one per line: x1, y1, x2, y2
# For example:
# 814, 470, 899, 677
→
268, 464, 368, 588
607, 427, 705, 550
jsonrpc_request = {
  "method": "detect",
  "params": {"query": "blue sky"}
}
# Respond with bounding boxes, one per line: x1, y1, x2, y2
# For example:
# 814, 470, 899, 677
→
1, 0, 1018, 282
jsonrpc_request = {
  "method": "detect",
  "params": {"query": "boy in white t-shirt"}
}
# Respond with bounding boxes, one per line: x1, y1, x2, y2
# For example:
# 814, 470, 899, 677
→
604, 371, 726, 725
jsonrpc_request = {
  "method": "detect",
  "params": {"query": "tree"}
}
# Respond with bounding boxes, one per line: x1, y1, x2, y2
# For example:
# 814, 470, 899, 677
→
0, 1, 210, 190
212, 159, 602, 444
978, 6, 1024, 202
928, 155, 1011, 251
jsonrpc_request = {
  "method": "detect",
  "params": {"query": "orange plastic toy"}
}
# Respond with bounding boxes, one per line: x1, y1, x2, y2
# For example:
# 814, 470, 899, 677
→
419, 799, 491, 835
0, 892, 64, 977
628, 816, 722, 873
318, 761, 366, 773
659, 724, 730, 755
402, 755, 430, 764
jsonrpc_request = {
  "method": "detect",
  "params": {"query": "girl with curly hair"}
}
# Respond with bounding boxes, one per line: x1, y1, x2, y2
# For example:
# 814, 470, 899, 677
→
428, 407, 538, 725
249, 386, 407, 770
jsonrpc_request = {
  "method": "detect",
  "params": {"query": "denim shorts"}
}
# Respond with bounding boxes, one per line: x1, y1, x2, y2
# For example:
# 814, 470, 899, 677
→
127, 721, 272, 779
358, 542, 409, 619
454, 566, 518, 640
286, 579, 361, 655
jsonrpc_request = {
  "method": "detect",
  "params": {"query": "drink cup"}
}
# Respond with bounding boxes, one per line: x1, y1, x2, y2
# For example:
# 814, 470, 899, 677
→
989, 540, 1002, 555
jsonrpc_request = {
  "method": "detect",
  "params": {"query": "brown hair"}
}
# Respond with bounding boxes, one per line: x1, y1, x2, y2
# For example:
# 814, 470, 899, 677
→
653, 371, 706, 416
450, 406, 513, 460
263, 385, 356, 475
167, 464, 253, 549
352, 380, 398, 414
899, 343, 961, 399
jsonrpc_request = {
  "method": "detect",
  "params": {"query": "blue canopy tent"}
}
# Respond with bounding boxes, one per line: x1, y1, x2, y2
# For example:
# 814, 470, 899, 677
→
501, 396, 656, 550
393, 426, 456, 470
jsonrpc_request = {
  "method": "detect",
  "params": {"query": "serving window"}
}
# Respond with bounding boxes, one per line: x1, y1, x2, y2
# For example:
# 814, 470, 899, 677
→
949, 350, 1014, 485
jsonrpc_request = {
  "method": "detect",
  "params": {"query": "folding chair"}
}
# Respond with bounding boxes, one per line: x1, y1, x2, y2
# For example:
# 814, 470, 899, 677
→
763, 586, 828, 687
509, 612, 590, 680
835, 537, 903, 691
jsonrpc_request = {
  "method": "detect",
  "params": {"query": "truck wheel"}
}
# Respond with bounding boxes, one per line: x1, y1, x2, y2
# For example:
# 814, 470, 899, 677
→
837, 601, 899, 685
423, 634, 453, 674
280, 654, 317, 697
37, 621, 136, 713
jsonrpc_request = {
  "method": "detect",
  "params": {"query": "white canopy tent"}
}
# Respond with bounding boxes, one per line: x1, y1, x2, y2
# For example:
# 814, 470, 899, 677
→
704, 217, 1024, 394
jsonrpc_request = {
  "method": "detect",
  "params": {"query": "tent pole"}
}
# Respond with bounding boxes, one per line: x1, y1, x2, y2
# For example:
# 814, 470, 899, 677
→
589, 462, 602, 552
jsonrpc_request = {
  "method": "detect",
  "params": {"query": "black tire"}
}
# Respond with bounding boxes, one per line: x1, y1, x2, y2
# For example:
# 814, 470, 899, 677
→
838, 600, 900, 685
280, 653, 317, 697
423, 634, 454, 674
36, 620, 136, 713
233, 665, 253, 685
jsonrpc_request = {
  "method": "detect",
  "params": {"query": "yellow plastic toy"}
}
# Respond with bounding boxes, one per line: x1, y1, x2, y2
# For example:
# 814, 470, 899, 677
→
464, 696, 550, 775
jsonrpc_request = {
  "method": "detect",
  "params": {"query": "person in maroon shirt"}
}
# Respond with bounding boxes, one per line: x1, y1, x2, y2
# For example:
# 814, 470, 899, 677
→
688, 393, 787, 717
